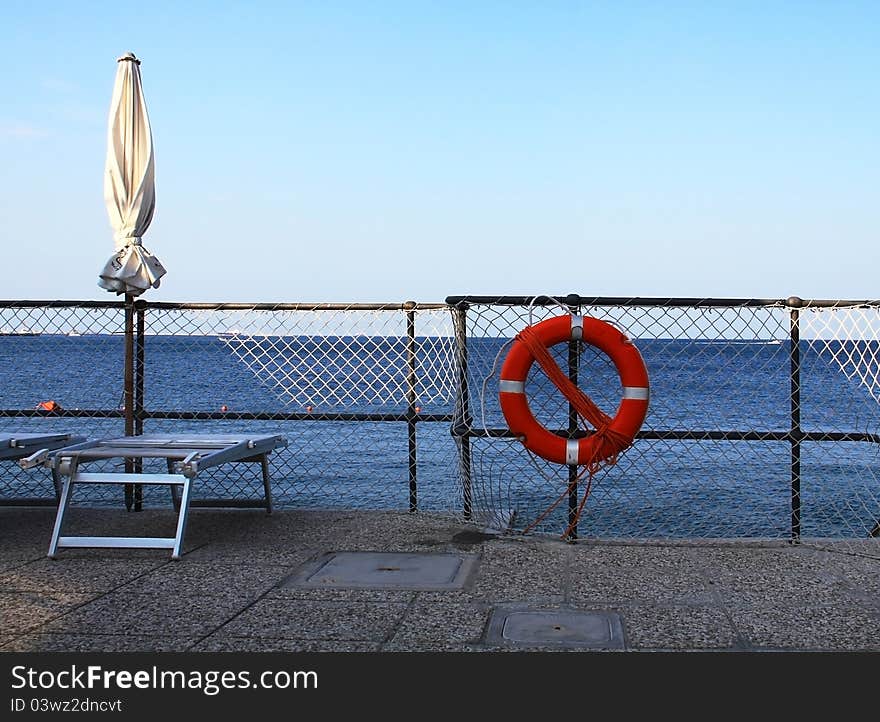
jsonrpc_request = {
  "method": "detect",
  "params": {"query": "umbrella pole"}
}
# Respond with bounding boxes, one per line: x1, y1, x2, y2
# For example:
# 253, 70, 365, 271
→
123, 292, 138, 511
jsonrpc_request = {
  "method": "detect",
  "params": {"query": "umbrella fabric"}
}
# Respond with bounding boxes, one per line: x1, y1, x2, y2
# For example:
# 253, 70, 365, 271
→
98, 52, 166, 295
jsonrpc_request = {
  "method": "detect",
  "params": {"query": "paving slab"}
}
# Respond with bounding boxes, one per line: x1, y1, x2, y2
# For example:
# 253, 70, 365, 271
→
0, 591, 94, 636
0, 559, 165, 594
569, 545, 713, 605
118, 561, 290, 600
37, 589, 253, 637
191, 636, 382, 652
1, 633, 198, 652
218, 598, 409, 642
729, 604, 880, 650
469, 541, 567, 602
387, 602, 490, 647
620, 604, 742, 650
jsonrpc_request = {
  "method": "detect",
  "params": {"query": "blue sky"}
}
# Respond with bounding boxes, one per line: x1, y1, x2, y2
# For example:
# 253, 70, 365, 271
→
1, 1, 877, 302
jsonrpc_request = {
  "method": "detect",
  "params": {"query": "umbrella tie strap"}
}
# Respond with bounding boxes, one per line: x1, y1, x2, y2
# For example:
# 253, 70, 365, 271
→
114, 236, 143, 248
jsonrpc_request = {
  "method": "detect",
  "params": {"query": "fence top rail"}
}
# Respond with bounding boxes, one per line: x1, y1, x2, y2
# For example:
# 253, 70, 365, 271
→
0, 300, 449, 312
0, 299, 127, 310
3, 297, 880, 311
444, 295, 880, 309
142, 301, 449, 312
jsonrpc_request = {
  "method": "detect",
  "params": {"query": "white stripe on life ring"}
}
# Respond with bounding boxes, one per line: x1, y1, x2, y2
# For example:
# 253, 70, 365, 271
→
623, 386, 650, 400
499, 380, 525, 394
566, 439, 579, 466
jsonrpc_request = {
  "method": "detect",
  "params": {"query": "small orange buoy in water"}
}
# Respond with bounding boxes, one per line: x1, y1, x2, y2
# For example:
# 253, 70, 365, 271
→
36, 400, 62, 412
220, 404, 228, 413
414, 405, 421, 413
306, 405, 313, 413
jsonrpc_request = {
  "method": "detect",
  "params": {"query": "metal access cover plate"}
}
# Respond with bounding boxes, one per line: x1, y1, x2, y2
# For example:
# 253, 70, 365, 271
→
284, 552, 478, 590
487, 606, 625, 649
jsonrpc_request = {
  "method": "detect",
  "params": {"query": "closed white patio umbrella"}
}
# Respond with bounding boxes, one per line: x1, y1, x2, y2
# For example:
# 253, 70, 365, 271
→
98, 52, 166, 295
97, 52, 165, 512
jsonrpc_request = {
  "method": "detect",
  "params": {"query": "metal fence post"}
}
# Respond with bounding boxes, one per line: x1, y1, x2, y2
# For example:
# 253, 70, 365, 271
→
788, 296, 803, 542
452, 304, 473, 520
135, 301, 145, 438
566, 294, 581, 541
404, 302, 418, 512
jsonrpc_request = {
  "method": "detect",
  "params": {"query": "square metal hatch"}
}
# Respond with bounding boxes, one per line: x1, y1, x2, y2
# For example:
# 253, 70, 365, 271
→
486, 606, 625, 649
283, 551, 478, 590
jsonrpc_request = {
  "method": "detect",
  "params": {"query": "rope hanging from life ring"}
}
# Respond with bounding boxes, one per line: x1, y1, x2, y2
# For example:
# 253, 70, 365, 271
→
498, 314, 650, 533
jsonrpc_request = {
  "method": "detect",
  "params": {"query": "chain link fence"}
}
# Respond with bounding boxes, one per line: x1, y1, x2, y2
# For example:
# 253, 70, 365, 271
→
2, 297, 879, 558
0, 302, 127, 503
138, 302, 458, 511
0, 301, 459, 513
448, 295, 880, 558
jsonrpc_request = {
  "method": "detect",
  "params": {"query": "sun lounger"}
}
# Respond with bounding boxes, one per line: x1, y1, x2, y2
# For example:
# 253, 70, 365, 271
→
19, 433, 287, 559
1, 432, 86, 502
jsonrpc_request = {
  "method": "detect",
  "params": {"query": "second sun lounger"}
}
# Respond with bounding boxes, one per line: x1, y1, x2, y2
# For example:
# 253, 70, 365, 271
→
1, 432, 86, 503
21, 433, 287, 559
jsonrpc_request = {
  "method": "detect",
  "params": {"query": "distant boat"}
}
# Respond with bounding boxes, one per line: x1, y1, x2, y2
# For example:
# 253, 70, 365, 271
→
66, 330, 82, 337
218, 332, 273, 340
0, 328, 40, 336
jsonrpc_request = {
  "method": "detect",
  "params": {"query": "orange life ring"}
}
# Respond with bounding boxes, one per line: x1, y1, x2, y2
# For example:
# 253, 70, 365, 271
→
499, 315, 649, 466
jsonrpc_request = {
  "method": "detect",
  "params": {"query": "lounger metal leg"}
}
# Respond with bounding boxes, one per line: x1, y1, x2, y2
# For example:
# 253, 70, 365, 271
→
171, 477, 192, 560
51, 467, 62, 502
48, 475, 75, 559
167, 459, 181, 511
260, 454, 272, 514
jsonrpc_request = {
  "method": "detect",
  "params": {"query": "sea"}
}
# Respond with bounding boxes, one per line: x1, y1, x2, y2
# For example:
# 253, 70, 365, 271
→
1, 334, 878, 540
